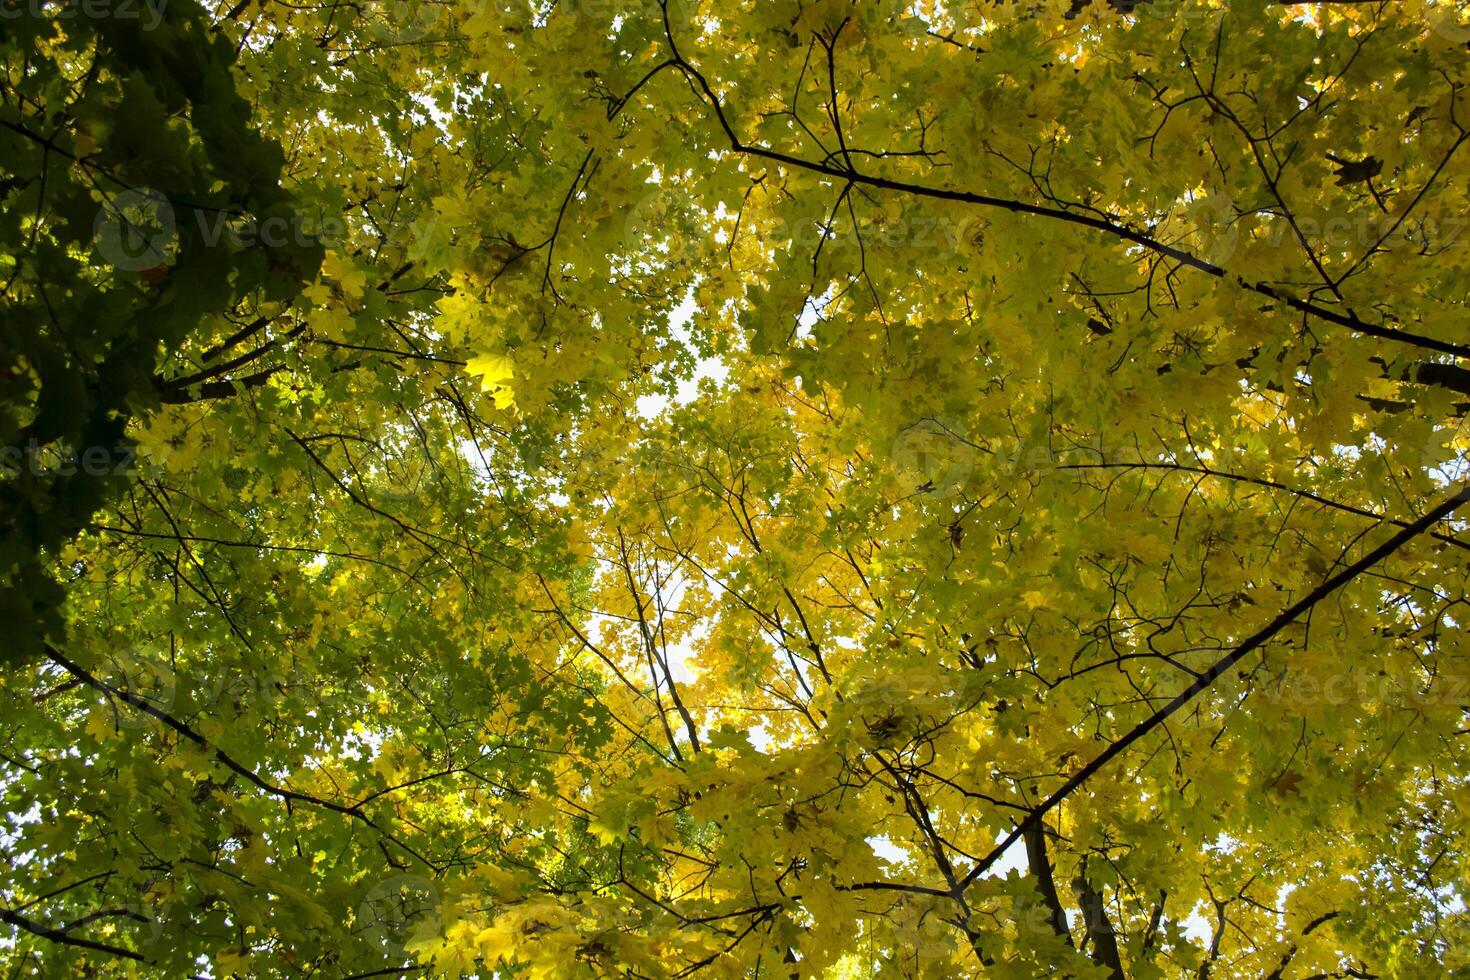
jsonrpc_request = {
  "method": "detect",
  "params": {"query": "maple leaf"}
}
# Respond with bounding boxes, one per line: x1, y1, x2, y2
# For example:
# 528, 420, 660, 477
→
321, 251, 366, 298
1270, 768, 1308, 799
467, 353, 517, 409
8, 2, 1470, 977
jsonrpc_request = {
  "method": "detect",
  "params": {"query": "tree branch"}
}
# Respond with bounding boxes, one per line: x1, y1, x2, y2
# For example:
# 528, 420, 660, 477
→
956, 482, 1469, 897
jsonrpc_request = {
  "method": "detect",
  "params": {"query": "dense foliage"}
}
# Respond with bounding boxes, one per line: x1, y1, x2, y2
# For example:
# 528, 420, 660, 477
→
3, 0, 1470, 976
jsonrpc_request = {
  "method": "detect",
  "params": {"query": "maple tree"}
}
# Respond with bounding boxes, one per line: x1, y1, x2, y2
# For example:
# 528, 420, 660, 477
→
4, 0, 1470, 976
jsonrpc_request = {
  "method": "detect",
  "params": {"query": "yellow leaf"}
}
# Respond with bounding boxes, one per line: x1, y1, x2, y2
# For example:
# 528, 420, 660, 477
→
309, 304, 354, 342
467, 353, 513, 387
215, 947, 249, 976
467, 354, 516, 409
85, 710, 113, 741
321, 251, 366, 298
302, 279, 331, 306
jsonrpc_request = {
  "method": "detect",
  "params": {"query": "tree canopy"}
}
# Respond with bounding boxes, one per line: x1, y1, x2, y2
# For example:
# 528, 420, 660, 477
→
3, 0, 1470, 976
